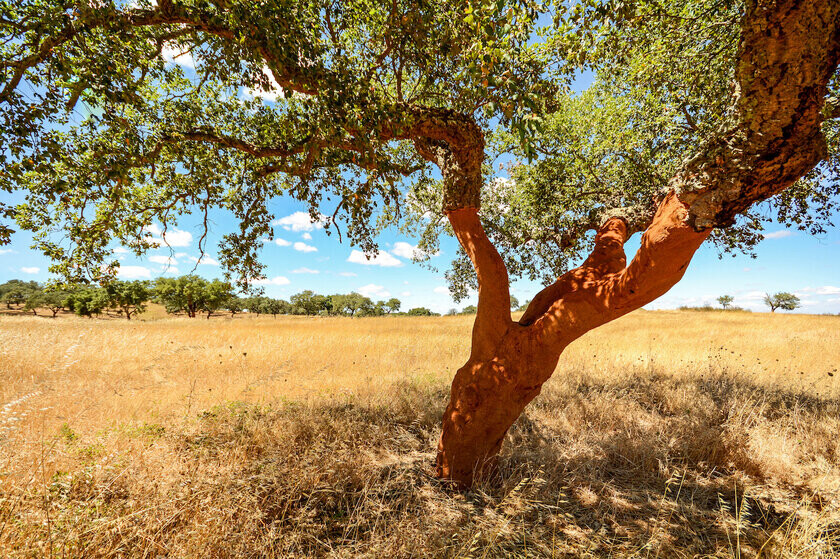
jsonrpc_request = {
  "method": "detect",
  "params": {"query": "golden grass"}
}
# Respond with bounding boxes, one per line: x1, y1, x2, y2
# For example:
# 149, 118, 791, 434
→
1, 309, 838, 557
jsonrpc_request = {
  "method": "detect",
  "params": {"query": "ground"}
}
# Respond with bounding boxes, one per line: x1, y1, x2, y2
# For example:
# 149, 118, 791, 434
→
0, 310, 838, 557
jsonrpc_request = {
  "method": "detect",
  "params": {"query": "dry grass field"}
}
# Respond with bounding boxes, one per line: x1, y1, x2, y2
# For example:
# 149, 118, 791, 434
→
0, 309, 838, 557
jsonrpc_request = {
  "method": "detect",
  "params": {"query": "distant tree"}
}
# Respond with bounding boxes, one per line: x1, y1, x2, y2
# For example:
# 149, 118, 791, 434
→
66, 287, 108, 318
516, 299, 532, 312
259, 298, 283, 318
764, 292, 801, 313
40, 290, 71, 317
384, 298, 402, 314
104, 280, 151, 320
717, 295, 734, 310
23, 290, 43, 315
0, 280, 40, 309
243, 296, 264, 315
154, 276, 208, 318
406, 307, 434, 316
290, 290, 321, 316
343, 292, 373, 317
1, 280, 39, 309
225, 296, 245, 316
446, 308, 458, 316
201, 279, 233, 319
510, 295, 520, 310
460, 305, 477, 315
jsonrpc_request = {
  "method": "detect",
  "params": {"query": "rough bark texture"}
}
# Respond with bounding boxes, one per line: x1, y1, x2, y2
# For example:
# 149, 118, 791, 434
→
436, 196, 710, 486
679, 0, 840, 228
433, 0, 840, 487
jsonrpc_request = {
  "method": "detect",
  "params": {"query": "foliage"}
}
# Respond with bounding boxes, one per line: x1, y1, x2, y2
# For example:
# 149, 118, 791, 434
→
717, 295, 734, 310
154, 275, 213, 318
65, 287, 109, 318
104, 280, 152, 320
406, 307, 437, 316
0, 280, 39, 308
764, 292, 801, 313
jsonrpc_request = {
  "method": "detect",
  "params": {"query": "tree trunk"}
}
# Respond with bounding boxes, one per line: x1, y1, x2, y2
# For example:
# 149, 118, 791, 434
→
436, 195, 710, 487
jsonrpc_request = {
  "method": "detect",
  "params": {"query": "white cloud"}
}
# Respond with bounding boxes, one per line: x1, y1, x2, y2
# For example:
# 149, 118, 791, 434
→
273, 211, 326, 232
401, 291, 411, 297
763, 230, 794, 240
338, 272, 358, 277
347, 249, 403, 267
815, 286, 840, 295
357, 284, 390, 298
161, 44, 195, 68
253, 276, 291, 286
292, 267, 319, 274
112, 247, 130, 255
243, 66, 284, 102
161, 266, 180, 275
301, 232, 313, 240
117, 265, 152, 279
293, 242, 318, 253
149, 254, 177, 265
0, 248, 15, 255
274, 238, 292, 247
21, 267, 40, 274
433, 286, 450, 295
391, 242, 424, 259
172, 253, 219, 266
145, 224, 193, 248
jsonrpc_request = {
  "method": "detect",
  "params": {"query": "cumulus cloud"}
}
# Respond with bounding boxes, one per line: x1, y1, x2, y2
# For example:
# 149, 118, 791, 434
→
293, 242, 318, 253
301, 232, 313, 240
292, 267, 319, 274
763, 230, 794, 240
177, 253, 220, 266
145, 224, 193, 248
357, 284, 390, 298
273, 211, 326, 232
347, 249, 403, 267
338, 272, 358, 277
815, 286, 840, 295
243, 66, 284, 102
274, 238, 292, 247
21, 267, 40, 274
161, 44, 195, 68
0, 248, 15, 255
117, 265, 152, 279
149, 254, 177, 265
112, 247, 130, 255
433, 286, 450, 295
391, 242, 424, 260
253, 276, 291, 286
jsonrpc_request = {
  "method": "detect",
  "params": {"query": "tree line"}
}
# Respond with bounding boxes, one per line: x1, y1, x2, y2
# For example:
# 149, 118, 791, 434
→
0, 277, 442, 319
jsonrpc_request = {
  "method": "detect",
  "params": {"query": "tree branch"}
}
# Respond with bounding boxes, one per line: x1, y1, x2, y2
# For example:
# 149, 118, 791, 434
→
447, 208, 512, 359
678, 0, 840, 228
530, 192, 710, 346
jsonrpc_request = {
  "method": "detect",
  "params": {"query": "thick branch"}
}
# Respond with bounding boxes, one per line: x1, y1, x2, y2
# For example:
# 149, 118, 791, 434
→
519, 217, 629, 326
447, 208, 511, 359
531, 192, 710, 346
679, 0, 840, 228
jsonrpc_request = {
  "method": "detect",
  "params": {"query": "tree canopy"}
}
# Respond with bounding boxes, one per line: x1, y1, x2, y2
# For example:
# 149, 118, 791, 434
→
3, 0, 836, 293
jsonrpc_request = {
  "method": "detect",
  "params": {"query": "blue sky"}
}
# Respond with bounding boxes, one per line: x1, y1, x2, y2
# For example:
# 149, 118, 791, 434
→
2, 51, 839, 314
3, 200, 839, 315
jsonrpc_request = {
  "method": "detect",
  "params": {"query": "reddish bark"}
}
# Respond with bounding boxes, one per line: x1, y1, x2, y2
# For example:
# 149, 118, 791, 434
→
436, 195, 710, 486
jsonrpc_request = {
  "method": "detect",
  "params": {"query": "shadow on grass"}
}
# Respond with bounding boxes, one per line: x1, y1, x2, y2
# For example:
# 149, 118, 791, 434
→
3, 374, 838, 558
